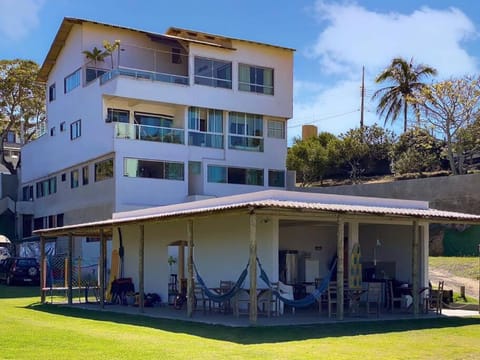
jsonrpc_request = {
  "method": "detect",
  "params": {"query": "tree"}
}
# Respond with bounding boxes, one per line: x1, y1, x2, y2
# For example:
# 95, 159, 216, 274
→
0, 59, 45, 174
82, 46, 107, 78
102, 40, 121, 69
286, 132, 337, 186
412, 76, 480, 175
373, 57, 437, 132
391, 128, 444, 175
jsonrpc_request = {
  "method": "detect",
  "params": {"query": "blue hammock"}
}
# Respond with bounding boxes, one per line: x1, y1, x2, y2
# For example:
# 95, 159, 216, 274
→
257, 256, 337, 308
193, 261, 249, 303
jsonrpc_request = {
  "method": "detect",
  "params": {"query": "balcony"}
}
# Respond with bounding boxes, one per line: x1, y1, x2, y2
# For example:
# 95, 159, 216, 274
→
228, 135, 264, 152
100, 67, 189, 86
115, 123, 184, 145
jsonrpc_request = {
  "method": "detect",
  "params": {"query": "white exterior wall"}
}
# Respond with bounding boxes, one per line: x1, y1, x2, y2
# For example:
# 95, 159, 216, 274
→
115, 213, 277, 301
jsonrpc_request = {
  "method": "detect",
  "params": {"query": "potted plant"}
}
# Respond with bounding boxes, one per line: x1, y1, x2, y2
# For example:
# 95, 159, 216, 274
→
168, 256, 177, 274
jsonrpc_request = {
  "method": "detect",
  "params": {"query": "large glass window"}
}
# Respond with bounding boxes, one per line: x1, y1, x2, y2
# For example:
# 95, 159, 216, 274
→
207, 165, 263, 186
22, 185, 33, 201
268, 170, 285, 187
82, 166, 89, 185
95, 158, 114, 182
239, 64, 274, 95
64, 68, 81, 93
267, 119, 285, 139
124, 158, 184, 181
188, 107, 223, 148
71, 169, 79, 188
194, 57, 232, 89
107, 108, 130, 123
228, 112, 263, 151
35, 177, 56, 198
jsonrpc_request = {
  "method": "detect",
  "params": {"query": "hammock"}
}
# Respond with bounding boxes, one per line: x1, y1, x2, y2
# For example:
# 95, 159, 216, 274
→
193, 261, 249, 303
257, 256, 337, 308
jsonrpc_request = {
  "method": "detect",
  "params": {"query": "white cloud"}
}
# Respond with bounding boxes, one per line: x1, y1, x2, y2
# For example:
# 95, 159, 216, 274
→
0, 0, 45, 41
289, 1, 479, 140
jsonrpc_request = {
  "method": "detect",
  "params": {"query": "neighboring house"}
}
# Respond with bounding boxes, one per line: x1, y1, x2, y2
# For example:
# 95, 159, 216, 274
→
19, 18, 294, 257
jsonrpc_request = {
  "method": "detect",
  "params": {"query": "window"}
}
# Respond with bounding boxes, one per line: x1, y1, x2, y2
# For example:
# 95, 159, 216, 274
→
57, 213, 64, 227
228, 112, 263, 151
70, 120, 81, 140
35, 177, 56, 198
71, 169, 79, 188
171, 48, 182, 64
22, 185, 33, 201
33, 217, 45, 230
239, 64, 274, 95
124, 158, 184, 181
49, 83, 56, 101
268, 170, 285, 187
189, 161, 201, 175
60, 122, 66, 132
194, 57, 232, 89
6, 131, 16, 143
64, 68, 81, 93
207, 165, 263, 186
267, 119, 285, 139
61, 173, 66, 182
82, 166, 89, 185
85, 68, 107, 83
95, 158, 114, 182
50, 127, 56, 136
188, 107, 223, 148
107, 108, 130, 123
22, 215, 33, 238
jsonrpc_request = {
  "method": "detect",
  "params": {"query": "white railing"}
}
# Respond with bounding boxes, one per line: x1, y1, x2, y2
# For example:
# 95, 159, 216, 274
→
115, 123, 184, 144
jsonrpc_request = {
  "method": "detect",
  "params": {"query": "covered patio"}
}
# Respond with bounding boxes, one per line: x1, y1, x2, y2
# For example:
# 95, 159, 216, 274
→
35, 190, 480, 325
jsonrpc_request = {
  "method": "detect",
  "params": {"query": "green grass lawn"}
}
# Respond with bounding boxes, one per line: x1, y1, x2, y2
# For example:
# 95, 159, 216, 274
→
429, 256, 480, 280
1, 285, 480, 359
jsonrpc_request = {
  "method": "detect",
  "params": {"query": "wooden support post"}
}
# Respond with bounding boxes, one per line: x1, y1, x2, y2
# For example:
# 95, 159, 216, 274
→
187, 220, 194, 317
179, 243, 185, 282
67, 233, 73, 305
40, 236, 46, 303
412, 220, 420, 316
99, 229, 106, 309
249, 212, 258, 325
336, 217, 344, 320
139, 224, 145, 313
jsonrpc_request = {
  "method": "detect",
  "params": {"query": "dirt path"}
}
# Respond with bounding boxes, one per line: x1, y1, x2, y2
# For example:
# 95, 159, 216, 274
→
429, 268, 479, 300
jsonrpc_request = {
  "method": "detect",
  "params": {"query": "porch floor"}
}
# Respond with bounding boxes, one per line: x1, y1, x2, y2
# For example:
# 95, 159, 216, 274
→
55, 300, 479, 327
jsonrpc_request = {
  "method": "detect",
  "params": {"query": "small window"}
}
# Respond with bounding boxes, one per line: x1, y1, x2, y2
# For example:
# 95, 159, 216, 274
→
172, 48, 182, 64
107, 108, 129, 123
267, 120, 285, 139
95, 158, 114, 182
82, 166, 89, 185
61, 173, 66, 182
64, 68, 81, 93
49, 83, 56, 101
239, 64, 274, 95
71, 169, 79, 188
268, 170, 285, 187
70, 120, 81, 140
60, 122, 66, 132
188, 161, 201, 175
50, 127, 56, 136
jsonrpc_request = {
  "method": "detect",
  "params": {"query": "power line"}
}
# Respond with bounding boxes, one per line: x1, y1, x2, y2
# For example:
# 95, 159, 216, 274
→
288, 109, 360, 129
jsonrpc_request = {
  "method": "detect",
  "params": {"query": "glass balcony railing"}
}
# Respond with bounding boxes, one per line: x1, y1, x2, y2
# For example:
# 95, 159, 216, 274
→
228, 135, 264, 152
188, 131, 224, 149
115, 123, 184, 144
100, 67, 189, 86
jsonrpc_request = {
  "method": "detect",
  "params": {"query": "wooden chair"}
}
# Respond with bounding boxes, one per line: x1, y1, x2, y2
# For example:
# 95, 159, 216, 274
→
258, 288, 278, 317
364, 282, 382, 317
233, 289, 250, 317
193, 285, 210, 314
328, 281, 338, 318
426, 281, 444, 314
387, 280, 403, 312
211, 280, 233, 313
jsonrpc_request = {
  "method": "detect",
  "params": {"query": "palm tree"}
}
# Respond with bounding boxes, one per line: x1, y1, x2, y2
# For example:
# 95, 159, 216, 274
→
372, 57, 437, 132
82, 46, 107, 78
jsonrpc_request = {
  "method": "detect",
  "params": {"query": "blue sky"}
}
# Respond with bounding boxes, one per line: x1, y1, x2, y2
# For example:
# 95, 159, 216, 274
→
1, 0, 479, 141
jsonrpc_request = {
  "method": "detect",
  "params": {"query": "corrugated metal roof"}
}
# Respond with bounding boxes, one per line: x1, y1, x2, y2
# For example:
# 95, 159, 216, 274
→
34, 190, 480, 237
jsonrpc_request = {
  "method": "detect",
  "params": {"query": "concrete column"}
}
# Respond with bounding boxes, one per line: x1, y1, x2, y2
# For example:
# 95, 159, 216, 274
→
412, 220, 420, 316
99, 229, 106, 309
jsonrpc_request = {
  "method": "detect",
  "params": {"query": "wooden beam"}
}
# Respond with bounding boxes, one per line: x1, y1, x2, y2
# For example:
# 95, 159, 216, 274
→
99, 229, 106, 309
40, 236, 46, 303
336, 216, 344, 320
139, 224, 145, 313
249, 212, 257, 325
412, 220, 420, 316
67, 233, 73, 305
179, 243, 185, 282
187, 220, 194, 317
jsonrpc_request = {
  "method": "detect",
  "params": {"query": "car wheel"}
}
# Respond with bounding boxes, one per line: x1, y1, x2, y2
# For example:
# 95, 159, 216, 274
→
6, 275, 14, 286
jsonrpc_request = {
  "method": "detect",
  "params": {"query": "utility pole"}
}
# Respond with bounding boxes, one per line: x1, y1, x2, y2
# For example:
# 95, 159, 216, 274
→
360, 66, 365, 130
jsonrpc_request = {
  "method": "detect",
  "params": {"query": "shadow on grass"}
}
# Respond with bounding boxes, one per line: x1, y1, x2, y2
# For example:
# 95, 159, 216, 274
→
0, 284, 39, 299
26, 302, 480, 345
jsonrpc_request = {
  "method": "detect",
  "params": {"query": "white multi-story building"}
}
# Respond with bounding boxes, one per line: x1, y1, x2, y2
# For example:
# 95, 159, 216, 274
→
19, 18, 294, 251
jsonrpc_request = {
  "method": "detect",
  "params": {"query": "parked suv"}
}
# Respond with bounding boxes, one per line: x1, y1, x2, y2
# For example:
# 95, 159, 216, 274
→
0, 257, 40, 286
